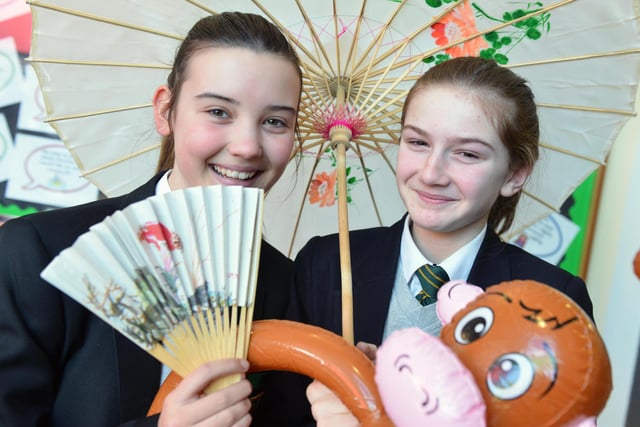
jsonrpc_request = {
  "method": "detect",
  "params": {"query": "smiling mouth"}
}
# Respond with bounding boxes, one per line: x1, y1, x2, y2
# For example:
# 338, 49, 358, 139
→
417, 190, 452, 203
421, 389, 440, 415
212, 165, 257, 181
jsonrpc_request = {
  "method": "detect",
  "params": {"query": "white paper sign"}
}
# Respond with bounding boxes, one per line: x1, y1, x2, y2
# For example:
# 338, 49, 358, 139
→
18, 64, 55, 135
509, 212, 580, 265
0, 113, 13, 181
5, 133, 98, 207
0, 37, 23, 108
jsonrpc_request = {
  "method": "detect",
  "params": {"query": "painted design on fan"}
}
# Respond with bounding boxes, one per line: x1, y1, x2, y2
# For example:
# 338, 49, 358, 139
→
424, 0, 551, 65
138, 221, 183, 251
83, 267, 186, 349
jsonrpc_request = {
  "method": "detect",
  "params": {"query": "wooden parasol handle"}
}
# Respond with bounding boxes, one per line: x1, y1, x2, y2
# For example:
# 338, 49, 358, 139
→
147, 320, 392, 427
329, 83, 355, 345
332, 135, 354, 345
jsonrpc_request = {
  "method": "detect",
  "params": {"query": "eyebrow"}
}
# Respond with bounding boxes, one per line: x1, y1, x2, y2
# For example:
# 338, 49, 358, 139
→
195, 92, 297, 114
401, 124, 495, 147
519, 301, 579, 330
195, 92, 236, 104
486, 291, 513, 303
393, 353, 410, 368
401, 124, 427, 138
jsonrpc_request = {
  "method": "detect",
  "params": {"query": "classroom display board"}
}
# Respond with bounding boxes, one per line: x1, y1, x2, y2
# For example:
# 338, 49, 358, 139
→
0, 4, 98, 226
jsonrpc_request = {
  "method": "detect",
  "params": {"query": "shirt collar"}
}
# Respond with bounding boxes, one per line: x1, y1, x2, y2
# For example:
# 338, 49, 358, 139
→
399, 216, 486, 284
155, 170, 172, 195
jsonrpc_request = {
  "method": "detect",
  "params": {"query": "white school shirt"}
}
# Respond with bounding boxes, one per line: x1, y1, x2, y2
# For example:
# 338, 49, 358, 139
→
154, 171, 173, 384
382, 216, 486, 339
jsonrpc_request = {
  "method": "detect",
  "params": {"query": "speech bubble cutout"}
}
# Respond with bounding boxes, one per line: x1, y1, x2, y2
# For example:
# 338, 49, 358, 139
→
0, 49, 16, 92
509, 212, 579, 265
22, 144, 91, 193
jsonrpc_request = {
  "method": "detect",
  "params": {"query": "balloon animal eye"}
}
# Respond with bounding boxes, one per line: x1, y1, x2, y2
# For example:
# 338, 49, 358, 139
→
398, 364, 413, 374
453, 307, 494, 344
486, 353, 535, 400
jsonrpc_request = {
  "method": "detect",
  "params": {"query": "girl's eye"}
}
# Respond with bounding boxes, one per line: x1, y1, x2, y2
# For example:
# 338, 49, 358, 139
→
459, 151, 480, 160
208, 108, 229, 118
264, 117, 287, 128
403, 138, 427, 147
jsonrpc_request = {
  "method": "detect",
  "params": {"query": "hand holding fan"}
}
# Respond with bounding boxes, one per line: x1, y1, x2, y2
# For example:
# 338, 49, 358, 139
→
41, 185, 263, 392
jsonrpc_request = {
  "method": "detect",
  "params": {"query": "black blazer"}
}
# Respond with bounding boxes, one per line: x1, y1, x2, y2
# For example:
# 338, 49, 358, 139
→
0, 173, 293, 427
290, 216, 593, 345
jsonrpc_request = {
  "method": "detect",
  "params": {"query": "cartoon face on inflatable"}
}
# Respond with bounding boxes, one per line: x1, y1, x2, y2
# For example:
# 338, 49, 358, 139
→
439, 280, 612, 427
375, 327, 486, 427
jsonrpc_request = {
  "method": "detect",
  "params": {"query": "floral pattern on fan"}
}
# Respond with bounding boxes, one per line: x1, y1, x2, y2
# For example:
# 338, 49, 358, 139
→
41, 185, 264, 380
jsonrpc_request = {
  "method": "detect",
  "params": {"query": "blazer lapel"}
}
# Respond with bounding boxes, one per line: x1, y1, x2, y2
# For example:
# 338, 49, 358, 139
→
351, 218, 404, 345
110, 172, 168, 420
468, 230, 512, 289
114, 331, 162, 420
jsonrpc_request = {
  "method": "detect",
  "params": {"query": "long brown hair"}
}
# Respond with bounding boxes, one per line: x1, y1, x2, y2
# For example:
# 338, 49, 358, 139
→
401, 57, 539, 235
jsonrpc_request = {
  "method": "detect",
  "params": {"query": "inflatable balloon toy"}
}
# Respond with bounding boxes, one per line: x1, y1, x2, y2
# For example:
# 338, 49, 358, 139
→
375, 279, 487, 426
149, 319, 394, 427
375, 326, 487, 427
376, 280, 612, 427
151, 281, 610, 427
439, 279, 611, 427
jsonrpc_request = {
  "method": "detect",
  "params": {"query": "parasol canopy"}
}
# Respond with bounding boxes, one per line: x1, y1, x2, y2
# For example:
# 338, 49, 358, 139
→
28, 0, 640, 342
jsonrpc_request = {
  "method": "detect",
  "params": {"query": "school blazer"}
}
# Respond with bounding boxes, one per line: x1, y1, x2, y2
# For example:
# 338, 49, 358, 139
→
290, 216, 594, 346
0, 173, 293, 427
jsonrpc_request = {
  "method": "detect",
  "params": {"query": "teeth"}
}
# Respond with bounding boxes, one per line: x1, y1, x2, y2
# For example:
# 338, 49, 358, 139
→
213, 165, 256, 180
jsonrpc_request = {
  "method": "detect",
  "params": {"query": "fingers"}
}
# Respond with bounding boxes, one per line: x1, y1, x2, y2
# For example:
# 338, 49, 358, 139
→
356, 341, 378, 362
159, 359, 252, 427
307, 380, 360, 427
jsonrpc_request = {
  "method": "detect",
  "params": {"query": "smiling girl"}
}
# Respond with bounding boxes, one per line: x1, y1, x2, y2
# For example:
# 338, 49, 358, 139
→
288, 56, 594, 425
0, 12, 305, 427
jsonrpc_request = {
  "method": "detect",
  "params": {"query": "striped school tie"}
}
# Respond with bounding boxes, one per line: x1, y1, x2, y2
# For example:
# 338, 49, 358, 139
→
415, 264, 450, 306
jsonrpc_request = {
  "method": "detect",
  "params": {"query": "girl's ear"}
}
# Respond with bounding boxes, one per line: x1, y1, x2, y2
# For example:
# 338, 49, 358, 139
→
153, 85, 172, 136
500, 166, 531, 198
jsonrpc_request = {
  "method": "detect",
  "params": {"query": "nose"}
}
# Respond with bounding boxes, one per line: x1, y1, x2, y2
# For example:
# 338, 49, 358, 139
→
418, 151, 449, 185
227, 126, 262, 159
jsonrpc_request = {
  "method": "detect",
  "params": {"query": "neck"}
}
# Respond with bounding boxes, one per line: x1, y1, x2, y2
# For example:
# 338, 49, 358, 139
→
410, 222, 485, 264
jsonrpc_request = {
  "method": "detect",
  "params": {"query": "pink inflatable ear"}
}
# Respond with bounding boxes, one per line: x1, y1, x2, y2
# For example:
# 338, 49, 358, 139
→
562, 416, 597, 427
436, 280, 484, 325
375, 327, 486, 427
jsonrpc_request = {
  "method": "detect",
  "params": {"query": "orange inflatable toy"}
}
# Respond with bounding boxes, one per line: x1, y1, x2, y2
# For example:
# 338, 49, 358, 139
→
148, 319, 393, 427
439, 280, 612, 427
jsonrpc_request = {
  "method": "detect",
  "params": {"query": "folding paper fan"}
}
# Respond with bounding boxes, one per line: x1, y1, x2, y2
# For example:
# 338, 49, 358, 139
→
41, 185, 264, 391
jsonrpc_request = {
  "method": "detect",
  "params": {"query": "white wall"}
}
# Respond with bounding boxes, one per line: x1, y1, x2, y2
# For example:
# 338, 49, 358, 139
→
588, 91, 640, 426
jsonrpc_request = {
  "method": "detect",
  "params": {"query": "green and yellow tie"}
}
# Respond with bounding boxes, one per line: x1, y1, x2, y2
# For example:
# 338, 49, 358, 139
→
415, 264, 449, 306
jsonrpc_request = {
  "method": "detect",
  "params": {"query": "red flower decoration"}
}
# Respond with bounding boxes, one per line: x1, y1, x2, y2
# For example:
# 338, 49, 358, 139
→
308, 169, 337, 207
431, 0, 488, 58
